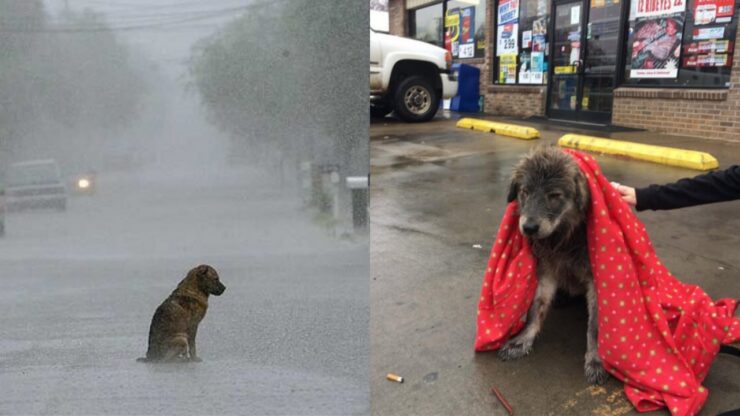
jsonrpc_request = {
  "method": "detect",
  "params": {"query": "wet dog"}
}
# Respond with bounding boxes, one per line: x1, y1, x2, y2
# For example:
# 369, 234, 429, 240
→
498, 146, 608, 385
137, 264, 225, 362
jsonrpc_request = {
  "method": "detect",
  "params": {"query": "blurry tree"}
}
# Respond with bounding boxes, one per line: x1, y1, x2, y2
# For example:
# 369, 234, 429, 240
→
0, 1, 144, 163
0, 0, 46, 157
190, 0, 367, 175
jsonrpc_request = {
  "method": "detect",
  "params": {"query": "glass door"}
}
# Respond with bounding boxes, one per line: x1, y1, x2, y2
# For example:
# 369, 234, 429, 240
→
548, 0, 585, 120
547, 0, 622, 123
580, 0, 622, 123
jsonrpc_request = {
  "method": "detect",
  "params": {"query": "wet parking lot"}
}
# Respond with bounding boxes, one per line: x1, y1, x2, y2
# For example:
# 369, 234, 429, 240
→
370, 114, 740, 416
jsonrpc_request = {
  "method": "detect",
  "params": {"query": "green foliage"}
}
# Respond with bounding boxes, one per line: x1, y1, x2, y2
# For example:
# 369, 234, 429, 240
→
0, 1, 144, 155
189, 0, 368, 171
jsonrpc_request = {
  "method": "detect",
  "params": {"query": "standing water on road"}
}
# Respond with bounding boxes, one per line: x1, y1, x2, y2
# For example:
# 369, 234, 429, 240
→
0, 1, 368, 414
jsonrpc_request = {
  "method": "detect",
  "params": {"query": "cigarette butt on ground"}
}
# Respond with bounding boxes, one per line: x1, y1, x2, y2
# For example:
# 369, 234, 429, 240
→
386, 373, 404, 383
491, 386, 514, 415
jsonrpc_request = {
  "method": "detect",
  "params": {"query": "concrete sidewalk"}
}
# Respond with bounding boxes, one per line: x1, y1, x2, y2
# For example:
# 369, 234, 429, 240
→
370, 114, 740, 416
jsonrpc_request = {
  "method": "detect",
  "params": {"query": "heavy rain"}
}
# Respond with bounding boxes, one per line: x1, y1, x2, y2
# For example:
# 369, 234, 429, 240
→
0, 1, 369, 414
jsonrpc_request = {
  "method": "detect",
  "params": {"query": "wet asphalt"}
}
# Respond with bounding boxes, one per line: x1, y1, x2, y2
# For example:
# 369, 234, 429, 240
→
0, 167, 368, 415
370, 113, 740, 416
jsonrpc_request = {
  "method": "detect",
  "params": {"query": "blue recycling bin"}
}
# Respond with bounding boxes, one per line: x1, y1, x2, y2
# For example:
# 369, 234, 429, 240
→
450, 63, 480, 113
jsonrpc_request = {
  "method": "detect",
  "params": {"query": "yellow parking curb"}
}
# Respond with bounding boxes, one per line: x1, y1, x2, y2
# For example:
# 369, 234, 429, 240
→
558, 134, 718, 171
456, 118, 540, 140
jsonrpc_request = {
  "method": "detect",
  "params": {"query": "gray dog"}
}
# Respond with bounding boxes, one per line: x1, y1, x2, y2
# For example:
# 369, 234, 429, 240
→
498, 146, 608, 385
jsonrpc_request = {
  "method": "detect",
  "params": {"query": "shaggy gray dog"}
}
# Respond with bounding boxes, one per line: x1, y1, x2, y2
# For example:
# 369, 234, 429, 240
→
498, 146, 608, 385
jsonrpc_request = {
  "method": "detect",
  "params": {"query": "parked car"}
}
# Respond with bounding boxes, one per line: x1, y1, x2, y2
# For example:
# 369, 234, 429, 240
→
370, 28, 458, 122
5, 159, 67, 212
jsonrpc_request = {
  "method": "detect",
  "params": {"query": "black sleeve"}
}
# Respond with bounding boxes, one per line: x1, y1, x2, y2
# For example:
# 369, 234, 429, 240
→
635, 165, 740, 211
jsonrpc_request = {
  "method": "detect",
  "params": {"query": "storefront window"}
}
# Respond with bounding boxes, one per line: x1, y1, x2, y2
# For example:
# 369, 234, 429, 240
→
409, 3, 445, 48
445, 1, 487, 59
494, 0, 551, 84
409, 1, 487, 59
623, 0, 738, 87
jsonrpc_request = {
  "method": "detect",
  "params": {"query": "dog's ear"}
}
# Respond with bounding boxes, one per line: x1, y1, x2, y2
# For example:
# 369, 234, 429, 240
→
574, 171, 590, 213
507, 176, 519, 203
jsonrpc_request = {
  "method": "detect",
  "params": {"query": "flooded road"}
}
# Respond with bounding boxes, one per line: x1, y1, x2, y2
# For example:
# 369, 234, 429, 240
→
0, 169, 368, 415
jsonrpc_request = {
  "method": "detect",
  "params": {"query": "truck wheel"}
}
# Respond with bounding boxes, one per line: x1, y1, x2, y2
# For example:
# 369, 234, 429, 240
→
393, 76, 439, 122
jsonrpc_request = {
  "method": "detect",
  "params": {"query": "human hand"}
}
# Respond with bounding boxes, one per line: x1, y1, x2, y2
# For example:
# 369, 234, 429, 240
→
611, 182, 636, 206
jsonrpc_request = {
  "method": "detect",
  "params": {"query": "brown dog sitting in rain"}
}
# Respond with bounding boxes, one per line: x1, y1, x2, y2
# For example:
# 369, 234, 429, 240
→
137, 264, 225, 362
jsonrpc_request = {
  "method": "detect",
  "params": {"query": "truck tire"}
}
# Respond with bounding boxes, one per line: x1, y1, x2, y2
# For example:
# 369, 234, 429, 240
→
393, 75, 439, 122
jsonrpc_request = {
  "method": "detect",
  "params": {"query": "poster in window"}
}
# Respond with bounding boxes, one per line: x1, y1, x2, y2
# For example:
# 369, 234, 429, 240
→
499, 54, 518, 83
498, 0, 519, 24
519, 51, 545, 84
522, 30, 533, 48
693, 0, 734, 25
629, 15, 684, 78
459, 7, 476, 58
497, 23, 519, 56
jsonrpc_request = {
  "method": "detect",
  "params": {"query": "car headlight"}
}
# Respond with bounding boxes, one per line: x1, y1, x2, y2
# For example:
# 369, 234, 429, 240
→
77, 178, 91, 189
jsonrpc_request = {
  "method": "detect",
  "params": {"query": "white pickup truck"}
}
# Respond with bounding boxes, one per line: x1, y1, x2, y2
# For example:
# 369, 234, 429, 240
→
370, 29, 458, 122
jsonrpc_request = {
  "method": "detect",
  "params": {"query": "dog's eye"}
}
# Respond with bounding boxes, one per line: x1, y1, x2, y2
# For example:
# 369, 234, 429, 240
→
548, 192, 562, 200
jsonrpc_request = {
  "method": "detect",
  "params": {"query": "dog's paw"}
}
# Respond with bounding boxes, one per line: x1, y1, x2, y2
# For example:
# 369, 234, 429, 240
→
584, 359, 609, 385
498, 339, 533, 361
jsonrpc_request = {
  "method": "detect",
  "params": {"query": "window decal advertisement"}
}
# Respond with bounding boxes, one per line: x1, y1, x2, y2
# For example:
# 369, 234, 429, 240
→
629, 15, 684, 78
497, 22, 519, 56
499, 53, 518, 83
498, 0, 519, 24
459, 7, 476, 58
634, 0, 686, 18
445, 6, 481, 59
693, 0, 734, 25
444, 8, 461, 58
692, 25, 725, 39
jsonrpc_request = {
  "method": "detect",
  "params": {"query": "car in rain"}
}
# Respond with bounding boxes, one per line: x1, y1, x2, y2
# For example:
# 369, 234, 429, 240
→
71, 171, 96, 195
5, 159, 67, 212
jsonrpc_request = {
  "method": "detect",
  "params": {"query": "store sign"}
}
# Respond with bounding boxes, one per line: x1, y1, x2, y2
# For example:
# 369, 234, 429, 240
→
635, 0, 686, 18
497, 23, 519, 56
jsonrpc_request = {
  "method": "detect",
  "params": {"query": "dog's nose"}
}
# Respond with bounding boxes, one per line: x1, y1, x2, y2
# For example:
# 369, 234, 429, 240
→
522, 223, 540, 236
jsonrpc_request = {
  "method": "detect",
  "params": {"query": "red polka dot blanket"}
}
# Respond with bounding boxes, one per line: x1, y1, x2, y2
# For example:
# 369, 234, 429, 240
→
475, 149, 740, 416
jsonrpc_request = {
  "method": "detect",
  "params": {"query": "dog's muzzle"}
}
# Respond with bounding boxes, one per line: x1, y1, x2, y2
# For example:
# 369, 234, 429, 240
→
212, 284, 226, 296
522, 222, 540, 236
